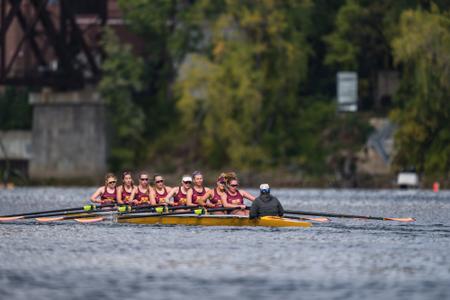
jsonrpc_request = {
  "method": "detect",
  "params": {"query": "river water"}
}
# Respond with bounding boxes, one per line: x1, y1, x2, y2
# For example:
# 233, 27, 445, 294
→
0, 188, 449, 300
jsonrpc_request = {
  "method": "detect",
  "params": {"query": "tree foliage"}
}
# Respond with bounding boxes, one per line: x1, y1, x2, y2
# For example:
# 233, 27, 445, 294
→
99, 28, 146, 170
0, 87, 31, 130
176, 0, 313, 169
101, 0, 450, 180
391, 6, 450, 176
96, 0, 375, 176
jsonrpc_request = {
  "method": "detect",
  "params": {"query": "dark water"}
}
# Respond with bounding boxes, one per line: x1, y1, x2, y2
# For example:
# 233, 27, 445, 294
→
0, 188, 449, 300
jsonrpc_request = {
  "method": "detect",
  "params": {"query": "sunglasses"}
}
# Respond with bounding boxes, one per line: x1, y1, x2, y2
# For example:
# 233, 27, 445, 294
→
140, 178, 149, 181
230, 184, 239, 187
183, 181, 192, 184
108, 181, 116, 184
155, 180, 164, 183
218, 181, 225, 184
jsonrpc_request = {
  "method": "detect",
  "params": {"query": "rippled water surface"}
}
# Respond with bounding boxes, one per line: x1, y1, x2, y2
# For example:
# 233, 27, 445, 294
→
0, 188, 449, 300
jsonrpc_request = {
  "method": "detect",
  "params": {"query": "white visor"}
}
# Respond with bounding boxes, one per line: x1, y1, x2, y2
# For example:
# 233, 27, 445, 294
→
260, 183, 270, 190
182, 176, 193, 182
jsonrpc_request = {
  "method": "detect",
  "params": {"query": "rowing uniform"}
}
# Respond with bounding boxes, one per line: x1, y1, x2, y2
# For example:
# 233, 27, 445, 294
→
135, 186, 150, 205
209, 188, 223, 208
191, 187, 206, 205
154, 187, 168, 204
121, 185, 134, 204
101, 187, 117, 204
226, 190, 244, 205
173, 187, 188, 206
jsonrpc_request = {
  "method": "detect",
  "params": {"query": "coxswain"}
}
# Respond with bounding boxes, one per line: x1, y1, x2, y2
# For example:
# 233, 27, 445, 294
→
117, 171, 137, 205
249, 184, 284, 219
224, 174, 255, 216
186, 171, 211, 206
90, 173, 118, 205
151, 174, 172, 205
197, 174, 227, 215
134, 172, 154, 206
166, 175, 192, 206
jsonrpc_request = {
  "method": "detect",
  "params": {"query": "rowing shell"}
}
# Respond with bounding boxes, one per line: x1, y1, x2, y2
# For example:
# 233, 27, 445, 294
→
117, 214, 312, 227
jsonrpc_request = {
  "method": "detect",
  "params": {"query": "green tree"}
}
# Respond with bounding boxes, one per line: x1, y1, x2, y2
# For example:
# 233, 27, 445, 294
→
0, 87, 31, 130
99, 28, 145, 170
322, 0, 450, 110
176, 0, 311, 169
391, 6, 450, 176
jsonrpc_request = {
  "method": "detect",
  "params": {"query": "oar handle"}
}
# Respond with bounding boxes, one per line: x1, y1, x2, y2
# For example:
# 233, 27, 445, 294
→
124, 205, 200, 214
118, 206, 241, 220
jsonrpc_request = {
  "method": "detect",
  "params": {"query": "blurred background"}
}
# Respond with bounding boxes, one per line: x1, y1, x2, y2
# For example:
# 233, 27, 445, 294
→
1, 0, 449, 188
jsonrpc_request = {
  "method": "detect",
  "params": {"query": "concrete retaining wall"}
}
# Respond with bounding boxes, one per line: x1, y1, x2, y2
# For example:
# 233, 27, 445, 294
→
0, 130, 31, 160
29, 88, 107, 180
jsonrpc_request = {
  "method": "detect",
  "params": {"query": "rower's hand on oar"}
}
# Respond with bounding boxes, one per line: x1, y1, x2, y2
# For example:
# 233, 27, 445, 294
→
100, 200, 114, 205
239, 205, 246, 210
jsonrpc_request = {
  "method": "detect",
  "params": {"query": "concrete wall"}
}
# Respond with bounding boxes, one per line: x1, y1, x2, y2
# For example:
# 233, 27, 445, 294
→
0, 130, 31, 160
29, 88, 107, 181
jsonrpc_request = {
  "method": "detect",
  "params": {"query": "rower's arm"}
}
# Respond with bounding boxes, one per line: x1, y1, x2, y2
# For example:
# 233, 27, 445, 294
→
219, 193, 227, 208
129, 187, 137, 204
90, 187, 104, 203
161, 186, 172, 204
197, 190, 211, 206
165, 187, 178, 205
198, 189, 213, 206
241, 190, 256, 202
128, 187, 138, 205
221, 197, 243, 209
149, 187, 157, 205
116, 186, 124, 205
186, 189, 194, 206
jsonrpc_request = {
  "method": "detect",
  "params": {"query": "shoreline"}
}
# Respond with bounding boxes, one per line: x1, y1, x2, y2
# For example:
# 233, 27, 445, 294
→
2, 171, 445, 190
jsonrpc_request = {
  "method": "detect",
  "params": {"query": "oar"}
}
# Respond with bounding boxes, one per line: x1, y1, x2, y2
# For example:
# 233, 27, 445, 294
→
118, 206, 239, 220
129, 205, 199, 214
36, 208, 117, 222
0, 204, 115, 221
236, 206, 328, 222
34, 205, 198, 223
1, 206, 117, 222
284, 209, 415, 222
70, 205, 202, 224
284, 215, 330, 223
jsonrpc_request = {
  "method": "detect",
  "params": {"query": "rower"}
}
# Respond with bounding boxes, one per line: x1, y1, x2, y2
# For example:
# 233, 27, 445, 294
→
134, 172, 154, 206
223, 175, 255, 216
117, 171, 137, 205
90, 173, 118, 205
197, 174, 227, 215
151, 174, 172, 205
166, 176, 192, 206
249, 184, 284, 219
187, 171, 211, 206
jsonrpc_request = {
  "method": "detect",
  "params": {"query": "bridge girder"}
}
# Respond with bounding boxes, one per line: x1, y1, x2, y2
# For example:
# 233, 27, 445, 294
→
0, 0, 107, 90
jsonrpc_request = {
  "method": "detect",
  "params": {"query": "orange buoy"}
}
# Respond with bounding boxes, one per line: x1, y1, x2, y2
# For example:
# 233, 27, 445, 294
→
433, 182, 440, 192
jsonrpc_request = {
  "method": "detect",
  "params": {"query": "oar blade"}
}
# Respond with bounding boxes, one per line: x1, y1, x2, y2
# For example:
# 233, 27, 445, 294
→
285, 215, 330, 223
36, 216, 65, 222
384, 217, 416, 222
0, 216, 24, 222
74, 217, 104, 223
304, 216, 330, 223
